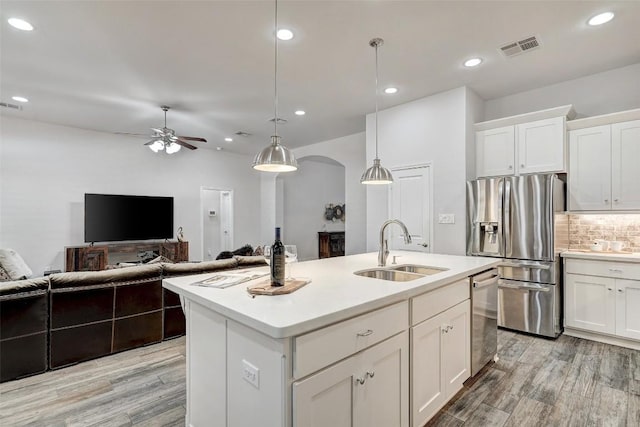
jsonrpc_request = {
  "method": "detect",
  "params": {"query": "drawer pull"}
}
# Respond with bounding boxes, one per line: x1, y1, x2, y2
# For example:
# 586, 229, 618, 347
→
355, 377, 366, 385
357, 329, 374, 337
366, 371, 375, 379
608, 288, 613, 291
618, 289, 624, 293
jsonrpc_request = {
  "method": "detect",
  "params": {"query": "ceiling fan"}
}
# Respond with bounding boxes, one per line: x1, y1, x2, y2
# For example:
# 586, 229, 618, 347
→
144, 105, 207, 154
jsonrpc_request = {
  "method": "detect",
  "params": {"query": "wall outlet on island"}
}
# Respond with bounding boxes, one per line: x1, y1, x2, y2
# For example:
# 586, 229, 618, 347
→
438, 214, 455, 224
242, 359, 260, 389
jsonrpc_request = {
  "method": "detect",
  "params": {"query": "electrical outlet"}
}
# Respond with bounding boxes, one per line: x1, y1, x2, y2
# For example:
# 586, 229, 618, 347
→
242, 360, 259, 389
438, 214, 455, 224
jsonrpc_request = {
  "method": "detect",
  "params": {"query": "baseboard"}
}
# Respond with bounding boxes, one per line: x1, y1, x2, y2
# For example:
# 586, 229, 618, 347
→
563, 327, 640, 350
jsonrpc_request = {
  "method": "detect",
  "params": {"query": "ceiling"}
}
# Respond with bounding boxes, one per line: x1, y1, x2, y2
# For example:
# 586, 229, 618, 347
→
1, 1, 639, 155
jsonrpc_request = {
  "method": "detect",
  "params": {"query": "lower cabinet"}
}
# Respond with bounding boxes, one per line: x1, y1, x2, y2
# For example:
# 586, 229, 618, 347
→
293, 331, 408, 427
411, 300, 470, 427
564, 258, 640, 345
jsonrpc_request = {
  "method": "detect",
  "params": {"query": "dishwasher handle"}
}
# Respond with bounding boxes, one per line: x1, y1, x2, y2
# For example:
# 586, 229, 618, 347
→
473, 275, 498, 289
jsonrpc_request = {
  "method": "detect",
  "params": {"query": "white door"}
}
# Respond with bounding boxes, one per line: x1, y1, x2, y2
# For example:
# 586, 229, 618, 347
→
615, 279, 640, 340
219, 191, 234, 251
442, 300, 470, 398
389, 166, 431, 252
564, 274, 616, 334
517, 116, 565, 174
411, 312, 445, 427
476, 126, 515, 177
293, 355, 356, 427
568, 126, 612, 211
611, 120, 640, 210
201, 187, 234, 260
354, 332, 408, 427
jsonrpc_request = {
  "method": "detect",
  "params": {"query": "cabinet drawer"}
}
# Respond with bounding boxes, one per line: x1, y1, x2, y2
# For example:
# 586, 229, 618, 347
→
565, 259, 640, 281
293, 301, 408, 379
412, 279, 470, 325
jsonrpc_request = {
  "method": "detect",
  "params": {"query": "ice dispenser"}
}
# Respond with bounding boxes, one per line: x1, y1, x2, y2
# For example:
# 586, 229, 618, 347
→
466, 177, 504, 257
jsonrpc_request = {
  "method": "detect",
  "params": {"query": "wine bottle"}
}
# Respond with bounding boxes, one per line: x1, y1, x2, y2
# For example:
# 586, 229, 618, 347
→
270, 227, 285, 287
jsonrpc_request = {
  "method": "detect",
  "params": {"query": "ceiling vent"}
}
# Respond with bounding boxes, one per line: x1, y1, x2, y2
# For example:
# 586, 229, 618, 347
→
0, 101, 23, 111
500, 36, 541, 58
234, 131, 251, 137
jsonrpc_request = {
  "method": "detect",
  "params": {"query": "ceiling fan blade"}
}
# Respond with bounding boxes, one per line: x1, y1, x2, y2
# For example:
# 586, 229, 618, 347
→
151, 127, 166, 135
178, 136, 207, 143
114, 132, 150, 137
174, 139, 198, 150
144, 139, 160, 146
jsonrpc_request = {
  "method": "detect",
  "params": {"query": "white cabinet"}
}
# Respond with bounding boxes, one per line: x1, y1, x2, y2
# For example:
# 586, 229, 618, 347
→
564, 258, 640, 347
411, 300, 470, 427
476, 109, 570, 178
293, 331, 408, 427
568, 118, 640, 211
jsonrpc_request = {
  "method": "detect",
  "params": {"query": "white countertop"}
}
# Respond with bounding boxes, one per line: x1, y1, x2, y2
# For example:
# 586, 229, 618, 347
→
163, 251, 499, 339
561, 250, 640, 263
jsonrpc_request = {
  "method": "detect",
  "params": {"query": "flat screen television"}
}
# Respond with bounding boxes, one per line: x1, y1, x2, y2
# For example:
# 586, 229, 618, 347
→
84, 193, 174, 243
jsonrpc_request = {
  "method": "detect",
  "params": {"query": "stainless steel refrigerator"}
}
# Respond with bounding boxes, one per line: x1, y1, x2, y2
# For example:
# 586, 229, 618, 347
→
466, 174, 566, 338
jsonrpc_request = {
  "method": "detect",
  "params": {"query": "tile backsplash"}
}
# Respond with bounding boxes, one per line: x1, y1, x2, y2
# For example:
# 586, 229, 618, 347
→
568, 214, 640, 252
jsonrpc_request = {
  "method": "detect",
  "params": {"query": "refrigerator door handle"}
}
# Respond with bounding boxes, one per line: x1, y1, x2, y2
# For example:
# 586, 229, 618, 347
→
503, 178, 511, 257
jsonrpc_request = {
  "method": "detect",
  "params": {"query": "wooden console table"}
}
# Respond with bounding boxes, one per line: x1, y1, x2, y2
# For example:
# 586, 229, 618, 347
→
318, 232, 345, 259
65, 241, 189, 272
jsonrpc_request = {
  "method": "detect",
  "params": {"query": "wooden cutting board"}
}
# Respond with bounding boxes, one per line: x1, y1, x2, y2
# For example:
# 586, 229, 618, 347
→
247, 278, 311, 296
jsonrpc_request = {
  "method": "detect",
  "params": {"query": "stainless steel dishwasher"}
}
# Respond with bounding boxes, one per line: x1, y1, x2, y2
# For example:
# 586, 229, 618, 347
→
470, 268, 498, 377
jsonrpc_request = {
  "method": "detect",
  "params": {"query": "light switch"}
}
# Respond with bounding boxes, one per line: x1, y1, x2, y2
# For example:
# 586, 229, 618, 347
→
438, 214, 455, 224
242, 359, 260, 389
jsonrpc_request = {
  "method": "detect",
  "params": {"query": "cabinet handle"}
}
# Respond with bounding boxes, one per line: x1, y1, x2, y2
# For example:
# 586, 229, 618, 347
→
608, 287, 613, 291
604, 199, 609, 203
614, 199, 619, 203
618, 289, 624, 293
508, 165, 513, 170
366, 371, 375, 379
357, 329, 374, 337
520, 164, 525, 168
355, 377, 366, 385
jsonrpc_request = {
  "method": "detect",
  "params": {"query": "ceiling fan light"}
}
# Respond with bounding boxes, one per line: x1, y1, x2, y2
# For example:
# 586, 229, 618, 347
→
149, 141, 164, 153
165, 142, 181, 154
360, 158, 394, 184
253, 135, 298, 172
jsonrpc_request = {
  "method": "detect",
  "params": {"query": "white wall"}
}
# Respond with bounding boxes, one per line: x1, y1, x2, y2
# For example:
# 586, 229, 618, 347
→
485, 62, 640, 120
0, 116, 261, 276
278, 158, 345, 261
366, 86, 482, 255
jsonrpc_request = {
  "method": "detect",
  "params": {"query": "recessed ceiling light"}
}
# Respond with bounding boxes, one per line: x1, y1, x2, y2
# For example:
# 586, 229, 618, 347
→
8, 18, 34, 31
11, 96, 29, 103
277, 29, 294, 41
464, 57, 483, 68
588, 12, 615, 26
224, 137, 233, 142
294, 110, 306, 116
384, 87, 398, 94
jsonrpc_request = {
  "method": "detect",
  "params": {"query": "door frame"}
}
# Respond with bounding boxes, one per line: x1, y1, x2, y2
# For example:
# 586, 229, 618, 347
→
387, 163, 434, 253
200, 186, 234, 261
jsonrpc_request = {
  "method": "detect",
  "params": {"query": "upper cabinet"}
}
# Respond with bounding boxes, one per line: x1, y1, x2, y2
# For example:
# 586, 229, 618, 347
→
568, 109, 640, 212
475, 105, 575, 178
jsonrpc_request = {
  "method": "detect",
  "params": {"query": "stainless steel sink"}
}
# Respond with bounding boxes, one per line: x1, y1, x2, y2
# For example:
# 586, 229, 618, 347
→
354, 268, 424, 282
389, 264, 448, 275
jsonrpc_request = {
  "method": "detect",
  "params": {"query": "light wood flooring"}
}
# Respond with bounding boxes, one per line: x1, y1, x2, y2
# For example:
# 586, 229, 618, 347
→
1, 331, 639, 426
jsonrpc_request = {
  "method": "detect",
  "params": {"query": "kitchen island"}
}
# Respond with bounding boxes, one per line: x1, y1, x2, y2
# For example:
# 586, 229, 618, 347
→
163, 251, 499, 427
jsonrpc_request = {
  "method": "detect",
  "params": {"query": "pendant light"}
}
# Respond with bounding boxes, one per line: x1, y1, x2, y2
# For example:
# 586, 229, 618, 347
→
252, 0, 298, 172
361, 38, 393, 185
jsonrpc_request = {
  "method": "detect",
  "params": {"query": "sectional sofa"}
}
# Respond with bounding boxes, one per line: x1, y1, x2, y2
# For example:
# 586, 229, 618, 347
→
0, 256, 266, 382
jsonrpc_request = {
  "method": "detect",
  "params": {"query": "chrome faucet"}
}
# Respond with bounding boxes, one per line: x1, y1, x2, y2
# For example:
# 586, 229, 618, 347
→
378, 219, 412, 266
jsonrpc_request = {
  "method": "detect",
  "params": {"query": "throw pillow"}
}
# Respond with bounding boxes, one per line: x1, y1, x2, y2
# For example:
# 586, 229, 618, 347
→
0, 265, 12, 282
0, 248, 33, 280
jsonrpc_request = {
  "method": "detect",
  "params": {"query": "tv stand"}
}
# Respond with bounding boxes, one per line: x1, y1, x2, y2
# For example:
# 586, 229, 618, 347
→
65, 241, 189, 272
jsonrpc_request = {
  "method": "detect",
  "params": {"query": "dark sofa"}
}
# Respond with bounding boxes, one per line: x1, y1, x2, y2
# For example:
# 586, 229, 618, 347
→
0, 256, 266, 382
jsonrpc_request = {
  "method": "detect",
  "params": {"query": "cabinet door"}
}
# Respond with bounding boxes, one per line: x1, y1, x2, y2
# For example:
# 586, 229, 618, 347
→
517, 116, 565, 174
442, 300, 470, 398
292, 355, 357, 427
411, 311, 445, 427
611, 120, 640, 210
568, 126, 612, 211
565, 274, 615, 334
476, 126, 515, 177
355, 332, 408, 427
615, 279, 640, 340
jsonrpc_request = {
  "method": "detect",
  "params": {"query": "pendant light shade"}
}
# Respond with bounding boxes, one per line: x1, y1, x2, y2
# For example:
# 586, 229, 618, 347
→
252, 0, 298, 173
361, 37, 393, 185
253, 135, 298, 172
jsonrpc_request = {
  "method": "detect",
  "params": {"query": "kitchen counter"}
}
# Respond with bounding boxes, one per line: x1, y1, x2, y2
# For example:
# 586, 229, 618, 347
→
561, 250, 640, 263
163, 251, 498, 338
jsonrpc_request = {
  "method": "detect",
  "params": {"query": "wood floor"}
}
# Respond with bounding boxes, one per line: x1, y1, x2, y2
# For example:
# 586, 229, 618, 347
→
1, 330, 638, 426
